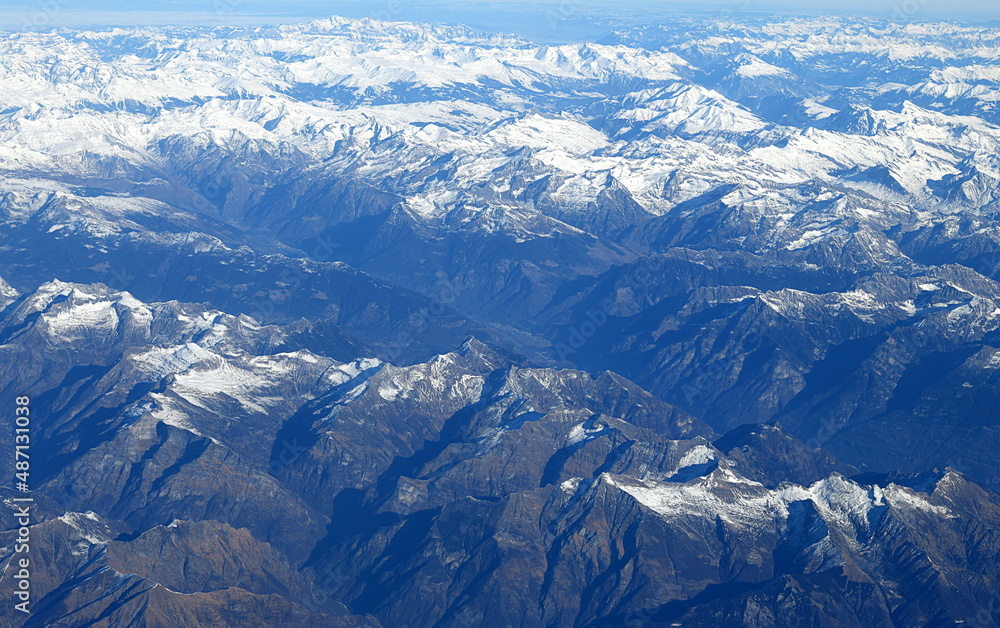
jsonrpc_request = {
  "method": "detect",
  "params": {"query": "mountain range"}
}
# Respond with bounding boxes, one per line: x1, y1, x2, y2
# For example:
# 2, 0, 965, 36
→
1, 12, 999, 627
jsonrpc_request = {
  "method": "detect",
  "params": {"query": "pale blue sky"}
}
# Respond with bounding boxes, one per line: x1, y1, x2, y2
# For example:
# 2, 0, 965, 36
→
0, 0, 996, 40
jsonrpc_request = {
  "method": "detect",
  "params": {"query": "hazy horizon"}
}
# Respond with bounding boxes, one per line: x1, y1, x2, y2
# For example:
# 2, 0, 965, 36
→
1, 0, 997, 42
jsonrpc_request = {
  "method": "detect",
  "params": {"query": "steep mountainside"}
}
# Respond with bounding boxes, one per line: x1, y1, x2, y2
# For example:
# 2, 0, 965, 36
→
0, 282, 997, 627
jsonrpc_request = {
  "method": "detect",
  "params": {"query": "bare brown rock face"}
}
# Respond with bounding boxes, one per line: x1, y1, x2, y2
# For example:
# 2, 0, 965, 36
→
0, 281, 995, 627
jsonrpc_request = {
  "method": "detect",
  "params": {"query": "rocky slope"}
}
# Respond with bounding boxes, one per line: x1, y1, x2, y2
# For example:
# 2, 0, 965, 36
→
0, 281, 995, 626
